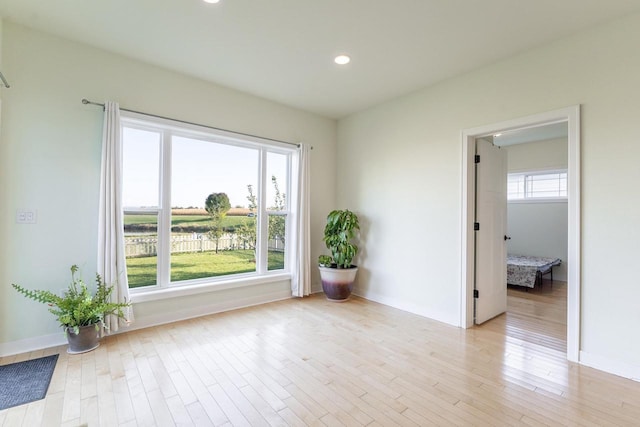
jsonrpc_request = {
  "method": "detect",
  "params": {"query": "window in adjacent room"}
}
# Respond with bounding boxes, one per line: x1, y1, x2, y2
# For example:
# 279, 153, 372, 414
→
507, 170, 567, 201
121, 113, 292, 291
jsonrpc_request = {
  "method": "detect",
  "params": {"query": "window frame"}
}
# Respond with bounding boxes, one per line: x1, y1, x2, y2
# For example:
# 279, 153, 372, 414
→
121, 111, 294, 298
507, 169, 568, 203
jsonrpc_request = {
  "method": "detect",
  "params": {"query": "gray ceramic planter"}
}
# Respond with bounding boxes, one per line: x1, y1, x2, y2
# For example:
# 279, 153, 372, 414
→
66, 324, 100, 354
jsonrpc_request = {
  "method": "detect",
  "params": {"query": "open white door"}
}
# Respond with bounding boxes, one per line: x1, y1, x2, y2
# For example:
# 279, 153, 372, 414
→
474, 139, 507, 324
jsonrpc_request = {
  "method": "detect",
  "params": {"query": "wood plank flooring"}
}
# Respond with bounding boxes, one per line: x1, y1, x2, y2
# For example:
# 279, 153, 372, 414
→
481, 279, 567, 352
2, 288, 639, 426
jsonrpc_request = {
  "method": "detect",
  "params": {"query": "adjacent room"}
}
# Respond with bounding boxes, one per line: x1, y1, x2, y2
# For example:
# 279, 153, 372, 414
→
480, 124, 570, 352
2, 1, 640, 425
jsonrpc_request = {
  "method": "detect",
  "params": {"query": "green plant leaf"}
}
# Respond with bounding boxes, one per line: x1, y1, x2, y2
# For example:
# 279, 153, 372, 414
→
12, 266, 131, 330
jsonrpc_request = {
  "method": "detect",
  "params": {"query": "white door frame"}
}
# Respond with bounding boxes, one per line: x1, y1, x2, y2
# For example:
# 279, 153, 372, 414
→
460, 105, 581, 362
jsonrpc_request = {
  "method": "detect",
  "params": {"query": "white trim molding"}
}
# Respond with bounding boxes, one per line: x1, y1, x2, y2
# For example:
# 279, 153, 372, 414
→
130, 273, 291, 303
352, 288, 457, 327
0, 282, 292, 358
0, 332, 67, 358
460, 105, 581, 363
580, 351, 640, 383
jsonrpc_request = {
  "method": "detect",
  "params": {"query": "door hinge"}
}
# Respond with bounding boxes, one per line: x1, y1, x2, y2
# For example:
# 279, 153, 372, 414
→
474, 155, 480, 163
474, 222, 480, 231
473, 289, 479, 298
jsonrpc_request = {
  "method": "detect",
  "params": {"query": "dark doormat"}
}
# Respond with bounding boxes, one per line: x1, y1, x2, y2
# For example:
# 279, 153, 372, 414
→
0, 354, 59, 411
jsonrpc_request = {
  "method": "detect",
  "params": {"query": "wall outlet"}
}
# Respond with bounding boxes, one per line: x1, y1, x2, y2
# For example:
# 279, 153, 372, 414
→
16, 209, 37, 224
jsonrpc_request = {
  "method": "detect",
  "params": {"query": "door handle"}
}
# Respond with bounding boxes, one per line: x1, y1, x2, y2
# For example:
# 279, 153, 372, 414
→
504, 235, 511, 241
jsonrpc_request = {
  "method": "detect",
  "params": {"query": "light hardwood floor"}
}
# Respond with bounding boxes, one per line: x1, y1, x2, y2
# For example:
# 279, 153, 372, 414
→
482, 280, 568, 353
2, 289, 639, 426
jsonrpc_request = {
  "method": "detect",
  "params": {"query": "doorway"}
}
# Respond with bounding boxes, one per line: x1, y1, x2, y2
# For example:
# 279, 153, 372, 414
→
494, 125, 569, 351
460, 106, 581, 362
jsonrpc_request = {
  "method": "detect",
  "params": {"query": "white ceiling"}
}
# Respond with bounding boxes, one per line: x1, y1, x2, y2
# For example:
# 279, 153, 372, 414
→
494, 122, 568, 146
1, 0, 640, 119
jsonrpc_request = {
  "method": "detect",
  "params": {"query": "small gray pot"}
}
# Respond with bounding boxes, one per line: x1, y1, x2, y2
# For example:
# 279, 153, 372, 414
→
66, 324, 100, 354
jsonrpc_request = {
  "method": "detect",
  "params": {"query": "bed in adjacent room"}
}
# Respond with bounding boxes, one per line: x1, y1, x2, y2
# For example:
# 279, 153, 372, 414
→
507, 254, 562, 288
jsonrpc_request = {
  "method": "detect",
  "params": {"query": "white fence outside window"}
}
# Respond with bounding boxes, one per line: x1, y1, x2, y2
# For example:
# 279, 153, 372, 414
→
125, 234, 284, 258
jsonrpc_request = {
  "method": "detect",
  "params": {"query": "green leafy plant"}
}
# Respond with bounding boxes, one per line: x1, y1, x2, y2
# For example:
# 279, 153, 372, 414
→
12, 265, 131, 334
322, 209, 360, 269
318, 255, 333, 267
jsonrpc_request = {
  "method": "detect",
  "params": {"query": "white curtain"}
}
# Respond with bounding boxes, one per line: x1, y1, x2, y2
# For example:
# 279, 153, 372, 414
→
97, 101, 133, 332
290, 143, 311, 297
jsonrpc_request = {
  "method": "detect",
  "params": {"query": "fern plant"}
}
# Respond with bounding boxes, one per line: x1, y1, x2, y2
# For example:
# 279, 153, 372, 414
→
12, 265, 130, 334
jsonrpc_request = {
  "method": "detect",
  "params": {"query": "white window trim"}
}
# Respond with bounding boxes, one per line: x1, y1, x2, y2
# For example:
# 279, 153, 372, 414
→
130, 272, 291, 303
121, 111, 295, 297
508, 168, 568, 203
508, 198, 568, 204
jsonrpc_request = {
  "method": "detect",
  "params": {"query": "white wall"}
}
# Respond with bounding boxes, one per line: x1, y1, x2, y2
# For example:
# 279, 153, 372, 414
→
506, 138, 568, 281
507, 203, 568, 281
0, 22, 336, 355
338, 13, 640, 376
505, 137, 568, 171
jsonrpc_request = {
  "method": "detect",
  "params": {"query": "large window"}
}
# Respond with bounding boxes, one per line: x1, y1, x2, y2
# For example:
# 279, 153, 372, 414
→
121, 114, 293, 290
508, 170, 567, 201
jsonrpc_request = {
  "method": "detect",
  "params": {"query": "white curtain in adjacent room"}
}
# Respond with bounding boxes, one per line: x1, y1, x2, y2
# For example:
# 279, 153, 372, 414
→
97, 101, 133, 332
290, 143, 311, 297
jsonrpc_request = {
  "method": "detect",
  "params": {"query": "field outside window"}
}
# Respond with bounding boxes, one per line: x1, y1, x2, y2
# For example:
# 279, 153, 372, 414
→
122, 117, 291, 290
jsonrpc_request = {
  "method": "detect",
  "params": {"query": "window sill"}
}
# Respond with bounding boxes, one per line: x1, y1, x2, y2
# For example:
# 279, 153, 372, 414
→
130, 272, 291, 304
508, 198, 567, 204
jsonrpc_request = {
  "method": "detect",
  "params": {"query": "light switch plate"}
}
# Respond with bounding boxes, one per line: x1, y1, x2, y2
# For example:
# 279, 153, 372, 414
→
16, 209, 37, 224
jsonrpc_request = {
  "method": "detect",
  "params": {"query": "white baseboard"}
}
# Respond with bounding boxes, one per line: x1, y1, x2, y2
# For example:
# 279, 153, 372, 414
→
4, 290, 639, 388
0, 332, 67, 358
580, 351, 640, 382
0, 289, 292, 358
352, 287, 458, 327
353, 290, 640, 383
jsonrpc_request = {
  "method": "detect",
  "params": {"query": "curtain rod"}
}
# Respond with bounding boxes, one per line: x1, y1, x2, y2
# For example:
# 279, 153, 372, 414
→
81, 98, 308, 149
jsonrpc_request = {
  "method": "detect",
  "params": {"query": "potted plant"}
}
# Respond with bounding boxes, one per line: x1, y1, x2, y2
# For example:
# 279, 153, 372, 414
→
12, 265, 131, 354
318, 209, 360, 301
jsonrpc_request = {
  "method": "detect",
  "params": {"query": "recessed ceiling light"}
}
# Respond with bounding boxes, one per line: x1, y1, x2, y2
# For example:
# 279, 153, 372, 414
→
334, 55, 351, 65
203, 0, 220, 3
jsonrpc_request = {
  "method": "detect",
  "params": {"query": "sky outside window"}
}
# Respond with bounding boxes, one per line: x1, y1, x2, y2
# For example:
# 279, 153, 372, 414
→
122, 127, 160, 208
172, 136, 259, 208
